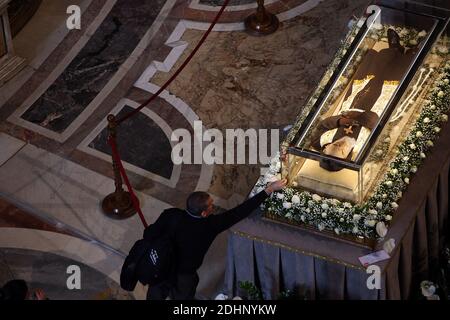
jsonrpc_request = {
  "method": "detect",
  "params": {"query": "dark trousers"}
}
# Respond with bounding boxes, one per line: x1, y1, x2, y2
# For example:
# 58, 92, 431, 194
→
146, 273, 199, 300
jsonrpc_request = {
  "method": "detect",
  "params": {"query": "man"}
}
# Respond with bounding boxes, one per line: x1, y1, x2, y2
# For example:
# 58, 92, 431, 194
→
143, 179, 286, 300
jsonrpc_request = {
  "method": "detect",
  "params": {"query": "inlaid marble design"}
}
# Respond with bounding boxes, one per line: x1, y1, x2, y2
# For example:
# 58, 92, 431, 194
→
151, 0, 369, 199
19, 0, 167, 134
0, 248, 134, 300
88, 105, 174, 180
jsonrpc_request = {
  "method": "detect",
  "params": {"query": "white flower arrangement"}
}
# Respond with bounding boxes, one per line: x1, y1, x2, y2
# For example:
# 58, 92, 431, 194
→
254, 28, 450, 240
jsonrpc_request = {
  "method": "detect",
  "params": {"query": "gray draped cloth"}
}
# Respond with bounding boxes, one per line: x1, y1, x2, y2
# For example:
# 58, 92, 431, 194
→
224, 120, 450, 300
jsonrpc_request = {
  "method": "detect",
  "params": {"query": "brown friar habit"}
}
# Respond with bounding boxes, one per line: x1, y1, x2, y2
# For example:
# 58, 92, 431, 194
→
309, 30, 421, 171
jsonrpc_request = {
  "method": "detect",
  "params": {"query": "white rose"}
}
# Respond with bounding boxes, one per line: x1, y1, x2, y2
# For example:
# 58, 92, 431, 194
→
312, 194, 322, 202
385, 215, 392, 221
215, 293, 228, 300
418, 30, 427, 38
386, 181, 393, 187
291, 195, 300, 204
376, 221, 388, 237
384, 137, 391, 143
344, 202, 352, 208
276, 193, 285, 200
338, 208, 345, 214
409, 144, 416, 150
365, 220, 377, 227
339, 218, 344, 223
409, 39, 418, 46
376, 202, 383, 209
321, 203, 329, 210
423, 117, 430, 123
434, 127, 441, 133
353, 214, 361, 222
438, 91, 445, 98
391, 202, 399, 209
285, 212, 293, 219
321, 212, 327, 218
391, 168, 398, 175
382, 194, 387, 199
421, 281, 436, 297
411, 166, 417, 173
334, 228, 340, 235
283, 202, 292, 209
426, 140, 434, 147
444, 79, 450, 84
403, 156, 409, 161
430, 105, 436, 110
415, 131, 423, 138
300, 215, 306, 222
305, 208, 311, 214
352, 226, 359, 234
404, 177, 410, 184
368, 209, 377, 215
420, 152, 426, 159
442, 114, 448, 122
318, 224, 325, 231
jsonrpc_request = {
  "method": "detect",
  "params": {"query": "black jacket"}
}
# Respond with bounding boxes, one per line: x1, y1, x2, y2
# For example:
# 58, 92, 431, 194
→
143, 191, 268, 274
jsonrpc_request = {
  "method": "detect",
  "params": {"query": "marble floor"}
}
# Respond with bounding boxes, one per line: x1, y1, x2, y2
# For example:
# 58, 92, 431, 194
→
0, 0, 370, 299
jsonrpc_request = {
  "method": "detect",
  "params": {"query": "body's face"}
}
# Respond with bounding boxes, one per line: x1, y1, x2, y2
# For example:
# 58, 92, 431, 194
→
323, 136, 355, 159
201, 197, 215, 217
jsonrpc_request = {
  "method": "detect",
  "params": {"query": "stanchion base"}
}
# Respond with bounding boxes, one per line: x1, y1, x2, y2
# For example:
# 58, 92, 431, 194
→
102, 191, 137, 220
244, 12, 279, 36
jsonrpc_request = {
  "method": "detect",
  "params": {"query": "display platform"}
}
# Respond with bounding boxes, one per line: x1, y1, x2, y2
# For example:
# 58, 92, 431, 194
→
225, 1, 450, 299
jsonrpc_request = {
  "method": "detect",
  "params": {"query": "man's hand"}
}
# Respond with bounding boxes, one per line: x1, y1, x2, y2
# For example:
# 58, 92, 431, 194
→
265, 179, 287, 195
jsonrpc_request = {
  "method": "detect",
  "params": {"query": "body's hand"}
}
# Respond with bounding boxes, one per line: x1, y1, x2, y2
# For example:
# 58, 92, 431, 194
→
265, 179, 287, 195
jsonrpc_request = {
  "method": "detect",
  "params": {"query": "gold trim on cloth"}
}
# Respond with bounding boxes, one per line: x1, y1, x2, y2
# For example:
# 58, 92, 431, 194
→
353, 74, 375, 85
384, 80, 400, 85
231, 230, 366, 271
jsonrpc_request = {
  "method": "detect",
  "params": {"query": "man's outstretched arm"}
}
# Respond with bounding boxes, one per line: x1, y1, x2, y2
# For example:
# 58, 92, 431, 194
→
211, 180, 286, 234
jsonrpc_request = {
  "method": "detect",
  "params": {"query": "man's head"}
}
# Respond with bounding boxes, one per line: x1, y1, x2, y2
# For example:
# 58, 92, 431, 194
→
322, 136, 356, 159
186, 192, 214, 218
1, 279, 28, 300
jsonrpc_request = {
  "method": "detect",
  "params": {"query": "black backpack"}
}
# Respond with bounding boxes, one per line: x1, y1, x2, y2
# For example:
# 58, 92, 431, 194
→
120, 221, 178, 291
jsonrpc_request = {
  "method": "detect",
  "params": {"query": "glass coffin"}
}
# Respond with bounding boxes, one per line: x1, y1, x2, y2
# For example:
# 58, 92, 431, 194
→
282, 2, 450, 204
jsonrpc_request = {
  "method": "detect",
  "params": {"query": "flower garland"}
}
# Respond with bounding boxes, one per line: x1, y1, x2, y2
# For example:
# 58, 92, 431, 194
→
255, 64, 450, 240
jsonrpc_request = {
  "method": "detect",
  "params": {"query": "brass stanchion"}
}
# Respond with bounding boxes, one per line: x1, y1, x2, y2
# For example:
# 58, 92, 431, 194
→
245, 0, 279, 36
101, 114, 137, 220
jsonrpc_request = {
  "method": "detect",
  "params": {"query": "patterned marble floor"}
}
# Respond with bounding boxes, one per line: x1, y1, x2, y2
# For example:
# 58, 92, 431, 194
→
0, 0, 370, 299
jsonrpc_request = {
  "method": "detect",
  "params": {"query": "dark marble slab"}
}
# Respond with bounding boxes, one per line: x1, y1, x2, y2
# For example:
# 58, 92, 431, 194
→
199, 0, 256, 5
0, 248, 134, 300
20, 0, 167, 133
89, 105, 173, 180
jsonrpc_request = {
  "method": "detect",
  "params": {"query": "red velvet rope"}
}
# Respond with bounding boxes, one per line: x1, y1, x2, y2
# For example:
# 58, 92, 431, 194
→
108, 136, 149, 228
107, 0, 230, 228
116, 0, 231, 124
